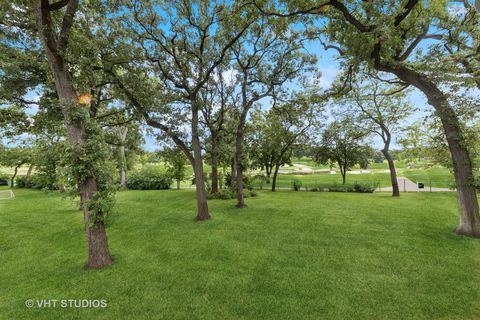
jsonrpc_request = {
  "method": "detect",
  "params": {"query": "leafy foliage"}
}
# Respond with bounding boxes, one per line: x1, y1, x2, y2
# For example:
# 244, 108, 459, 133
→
126, 166, 173, 190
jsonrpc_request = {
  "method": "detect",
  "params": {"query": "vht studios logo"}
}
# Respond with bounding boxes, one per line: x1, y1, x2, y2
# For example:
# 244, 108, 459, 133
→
25, 299, 107, 308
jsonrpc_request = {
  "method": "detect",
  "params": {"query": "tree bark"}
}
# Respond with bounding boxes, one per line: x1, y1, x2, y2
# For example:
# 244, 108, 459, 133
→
389, 66, 480, 237
339, 162, 347, 185
177, 179, 181, 190
235, 114, 247, 208
230, 159, 236, 187
382, 149, 400, 197
36, 0, 113, 268
26, 163, 34, 177
271, 164, 280, 192
210, 133, 219, 194
191, 104, 211, 221
11, 164, 20, 187
117, 127, 128, 190
25, 163, 34, 188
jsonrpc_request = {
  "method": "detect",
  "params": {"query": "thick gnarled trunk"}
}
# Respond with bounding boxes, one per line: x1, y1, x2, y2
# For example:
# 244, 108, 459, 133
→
36, 0, 113, 268
391, 67, 480, 237
80, 177, 113, 269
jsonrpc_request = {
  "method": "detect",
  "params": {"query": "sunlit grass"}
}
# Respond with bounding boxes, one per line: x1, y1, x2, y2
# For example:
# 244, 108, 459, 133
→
1, 189, 479, 319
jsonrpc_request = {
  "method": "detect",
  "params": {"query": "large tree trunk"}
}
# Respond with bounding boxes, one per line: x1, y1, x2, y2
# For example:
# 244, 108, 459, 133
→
271, 164, 280, 192
80, 177, 113, 269
235, 117, 247, 208
210, 133, 219, 194
191, 105, 210, 221
36, 0, 113, 268
391, 67, 480, 237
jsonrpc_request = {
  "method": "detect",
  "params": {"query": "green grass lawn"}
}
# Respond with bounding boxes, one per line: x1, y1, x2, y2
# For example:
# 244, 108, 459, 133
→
1, 188, 479, 319
402, 167, 455, 188
253, 172, 393, 189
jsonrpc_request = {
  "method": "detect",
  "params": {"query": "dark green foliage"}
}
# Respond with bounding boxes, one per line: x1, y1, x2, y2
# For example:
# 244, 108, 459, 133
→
224, 172, 254, 191
0, 172, 9, 186
292, 179, 302, 191
207, 188, 258, 200
126, 167, 173, 190
309, 182, 374, 193
15, 174, 58, 190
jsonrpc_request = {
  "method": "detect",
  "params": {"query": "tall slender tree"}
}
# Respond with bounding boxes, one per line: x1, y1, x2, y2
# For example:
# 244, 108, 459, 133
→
344, 79, 413, 196
231, 17, 316, 207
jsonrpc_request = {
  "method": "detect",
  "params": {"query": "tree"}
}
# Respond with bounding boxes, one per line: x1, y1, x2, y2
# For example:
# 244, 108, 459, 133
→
161, 147, 189, 190
398, 121, 431, 166
200, 69, 232, 194
313, 118, 369, 185
105, 119, 143, 190
344, 79, 413, 196
231, 17, 316, 206
0, 147, 33, 187
111, 0, 254, 220
254, 0, 480, 237
250, 97, 317, 191
0, 0, 118, 268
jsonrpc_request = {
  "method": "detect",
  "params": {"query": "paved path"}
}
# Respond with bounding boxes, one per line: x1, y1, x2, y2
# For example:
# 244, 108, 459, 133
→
376, 177, 453, 193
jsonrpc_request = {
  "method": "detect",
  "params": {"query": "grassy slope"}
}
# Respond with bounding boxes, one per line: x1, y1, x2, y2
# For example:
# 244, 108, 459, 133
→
0, 189, 479, 319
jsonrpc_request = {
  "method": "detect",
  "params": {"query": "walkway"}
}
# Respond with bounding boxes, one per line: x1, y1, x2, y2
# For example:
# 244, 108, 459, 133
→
376, 177, 453, 193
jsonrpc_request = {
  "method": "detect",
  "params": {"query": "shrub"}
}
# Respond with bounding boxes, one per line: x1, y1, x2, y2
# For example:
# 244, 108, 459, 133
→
353, 182, 375, 193
207, 189, 258, 200
207, 189, 234, 200
307, 183, 374, 193
292, 179, 302, 191
16, 174, 59, 190
126, 167, 172, 190
15, 176, 28, 188
0, 172, 10, 186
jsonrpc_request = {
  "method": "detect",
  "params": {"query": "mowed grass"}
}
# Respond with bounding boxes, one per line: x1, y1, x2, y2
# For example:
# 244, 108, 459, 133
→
267, 172, 392, 189
0, 189, 479, 319
403, 167, 455, 188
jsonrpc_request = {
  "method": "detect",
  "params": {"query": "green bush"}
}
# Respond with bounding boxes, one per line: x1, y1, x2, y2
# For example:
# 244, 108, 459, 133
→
207, 189, 234, 200
353, 183, 375, 193
15, 176, 28, 188
292, 179, 302, 191
126, 167, 172, 190
16, 174, 58, 190
0, 172, 9, 186
207, 189, 258, 200
308, 183, 374, 193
